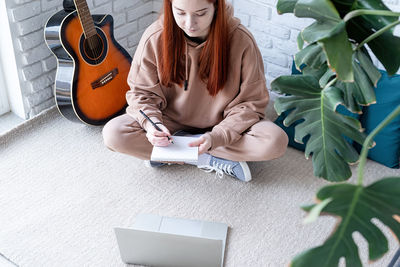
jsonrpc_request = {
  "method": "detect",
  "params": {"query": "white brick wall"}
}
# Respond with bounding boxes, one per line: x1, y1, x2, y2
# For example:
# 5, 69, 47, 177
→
2, 0, 400, 118
232, 0, 311, 89
3, 0, 157, 118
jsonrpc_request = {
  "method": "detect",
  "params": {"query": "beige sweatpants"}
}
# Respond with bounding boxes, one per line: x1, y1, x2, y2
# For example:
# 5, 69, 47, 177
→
102, 113, 288, 162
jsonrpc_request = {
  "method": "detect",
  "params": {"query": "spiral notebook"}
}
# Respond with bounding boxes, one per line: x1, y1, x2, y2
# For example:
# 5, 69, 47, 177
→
150, 136, 199, 164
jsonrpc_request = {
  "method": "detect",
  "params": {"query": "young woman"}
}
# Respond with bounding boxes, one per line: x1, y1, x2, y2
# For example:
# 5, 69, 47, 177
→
102, 0, 288, 182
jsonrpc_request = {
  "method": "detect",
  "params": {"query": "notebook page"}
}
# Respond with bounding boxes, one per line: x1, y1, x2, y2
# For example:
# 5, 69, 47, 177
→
150, 136, 199, 163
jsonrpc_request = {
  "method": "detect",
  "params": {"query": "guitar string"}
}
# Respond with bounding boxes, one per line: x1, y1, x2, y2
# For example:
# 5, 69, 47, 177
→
77, 0, 114, 120
90, 20, 112, 86
78, 1, 115, 89
78, 0, 101, 62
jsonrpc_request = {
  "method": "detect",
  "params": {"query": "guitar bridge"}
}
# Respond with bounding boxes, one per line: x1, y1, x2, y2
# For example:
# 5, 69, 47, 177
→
91, 68, 119, 89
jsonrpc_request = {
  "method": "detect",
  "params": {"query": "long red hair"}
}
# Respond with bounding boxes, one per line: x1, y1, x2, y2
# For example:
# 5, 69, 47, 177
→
160, 0, 229, 96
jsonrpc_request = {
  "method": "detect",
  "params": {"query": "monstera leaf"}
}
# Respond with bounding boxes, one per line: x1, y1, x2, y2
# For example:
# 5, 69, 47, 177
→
294, 43, 326, 70
292, 177, 400, 267
334, 51, 380, 113
294, 0, 354, 81
271, 75, 366, 181
277, 0, 298, 13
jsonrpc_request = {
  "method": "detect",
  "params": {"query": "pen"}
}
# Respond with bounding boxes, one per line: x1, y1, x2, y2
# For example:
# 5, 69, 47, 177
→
139, 110, 173, 144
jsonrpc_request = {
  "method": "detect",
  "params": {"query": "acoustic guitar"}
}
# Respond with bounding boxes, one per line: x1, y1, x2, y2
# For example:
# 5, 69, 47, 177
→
44, 0, 132, 125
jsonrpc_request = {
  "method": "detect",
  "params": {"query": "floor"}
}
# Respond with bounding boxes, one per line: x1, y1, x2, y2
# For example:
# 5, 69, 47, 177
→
1, 107, 399, 266
0, 112, 22, 266
0, 111, 24, 136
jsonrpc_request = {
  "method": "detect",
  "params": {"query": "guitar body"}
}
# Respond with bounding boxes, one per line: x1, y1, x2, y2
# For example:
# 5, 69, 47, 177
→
44, 10, 132, 125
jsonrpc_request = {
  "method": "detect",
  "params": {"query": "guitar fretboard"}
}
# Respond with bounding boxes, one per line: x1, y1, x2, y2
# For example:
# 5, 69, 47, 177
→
73, 0, 97, 38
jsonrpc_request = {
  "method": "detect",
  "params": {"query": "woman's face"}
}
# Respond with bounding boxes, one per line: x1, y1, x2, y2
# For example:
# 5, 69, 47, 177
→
171, 0, 216, 40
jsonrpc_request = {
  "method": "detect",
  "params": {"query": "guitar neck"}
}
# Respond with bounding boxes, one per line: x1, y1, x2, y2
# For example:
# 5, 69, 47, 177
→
73, 0, 97, 38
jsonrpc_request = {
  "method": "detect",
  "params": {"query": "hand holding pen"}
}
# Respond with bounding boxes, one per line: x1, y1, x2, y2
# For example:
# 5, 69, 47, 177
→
139, 110, 174, 146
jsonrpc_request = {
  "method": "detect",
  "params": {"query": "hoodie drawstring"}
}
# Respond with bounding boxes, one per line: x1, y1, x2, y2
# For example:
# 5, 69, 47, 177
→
184, 41, 188, 91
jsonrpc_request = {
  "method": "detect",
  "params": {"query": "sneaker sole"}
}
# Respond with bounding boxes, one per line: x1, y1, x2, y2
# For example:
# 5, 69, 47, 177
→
239, 161, 252, 182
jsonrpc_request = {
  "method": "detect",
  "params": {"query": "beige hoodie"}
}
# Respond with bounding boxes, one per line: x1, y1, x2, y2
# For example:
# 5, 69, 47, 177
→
126, 4, 269, 150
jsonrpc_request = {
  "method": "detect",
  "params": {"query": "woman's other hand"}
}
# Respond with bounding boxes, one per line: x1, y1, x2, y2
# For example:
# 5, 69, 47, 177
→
144, 120, 172, 146
189, 134, 212, 154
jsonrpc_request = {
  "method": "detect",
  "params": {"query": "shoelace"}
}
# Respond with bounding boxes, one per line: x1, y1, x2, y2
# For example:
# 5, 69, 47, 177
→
199, 161, 235, 179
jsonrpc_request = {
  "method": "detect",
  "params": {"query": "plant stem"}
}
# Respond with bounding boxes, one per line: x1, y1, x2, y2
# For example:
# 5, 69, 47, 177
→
356, 20, 400, 50
344, 9, 400, 22
357, 104, 400, 185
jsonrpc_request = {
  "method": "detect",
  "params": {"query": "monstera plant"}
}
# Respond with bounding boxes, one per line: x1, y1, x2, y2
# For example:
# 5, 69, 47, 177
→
271, 0, 400, 266
272, 0, 400, 181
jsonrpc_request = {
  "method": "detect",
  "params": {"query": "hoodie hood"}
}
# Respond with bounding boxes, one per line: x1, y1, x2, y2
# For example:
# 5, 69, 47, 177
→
226, 3, 241, 35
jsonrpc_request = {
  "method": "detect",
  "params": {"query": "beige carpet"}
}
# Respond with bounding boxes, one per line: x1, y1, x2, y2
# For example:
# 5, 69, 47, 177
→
0, 106, 399, 266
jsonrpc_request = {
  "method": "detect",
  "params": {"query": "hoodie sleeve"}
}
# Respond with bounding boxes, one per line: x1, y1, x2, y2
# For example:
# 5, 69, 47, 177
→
206, 33, 269, 149
125, 28, 167, 128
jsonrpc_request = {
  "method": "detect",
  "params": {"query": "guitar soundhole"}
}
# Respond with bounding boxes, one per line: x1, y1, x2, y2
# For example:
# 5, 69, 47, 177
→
83, 34, 104, 60
79, 28, 108, 65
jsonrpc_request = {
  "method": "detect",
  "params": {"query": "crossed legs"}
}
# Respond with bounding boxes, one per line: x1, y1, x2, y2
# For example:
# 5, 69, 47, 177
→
102, 113, 288, 162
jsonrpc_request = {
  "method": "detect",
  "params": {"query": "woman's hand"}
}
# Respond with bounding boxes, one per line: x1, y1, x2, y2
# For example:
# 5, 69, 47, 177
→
144, 120, 172, 147
189, 134, 212, 154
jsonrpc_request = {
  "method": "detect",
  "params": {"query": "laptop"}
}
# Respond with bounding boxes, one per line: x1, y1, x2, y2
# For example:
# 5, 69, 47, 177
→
114, 214, 228, 267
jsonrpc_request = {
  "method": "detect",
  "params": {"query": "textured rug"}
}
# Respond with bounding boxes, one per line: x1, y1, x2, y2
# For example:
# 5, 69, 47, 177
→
0, 106, 399, 266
